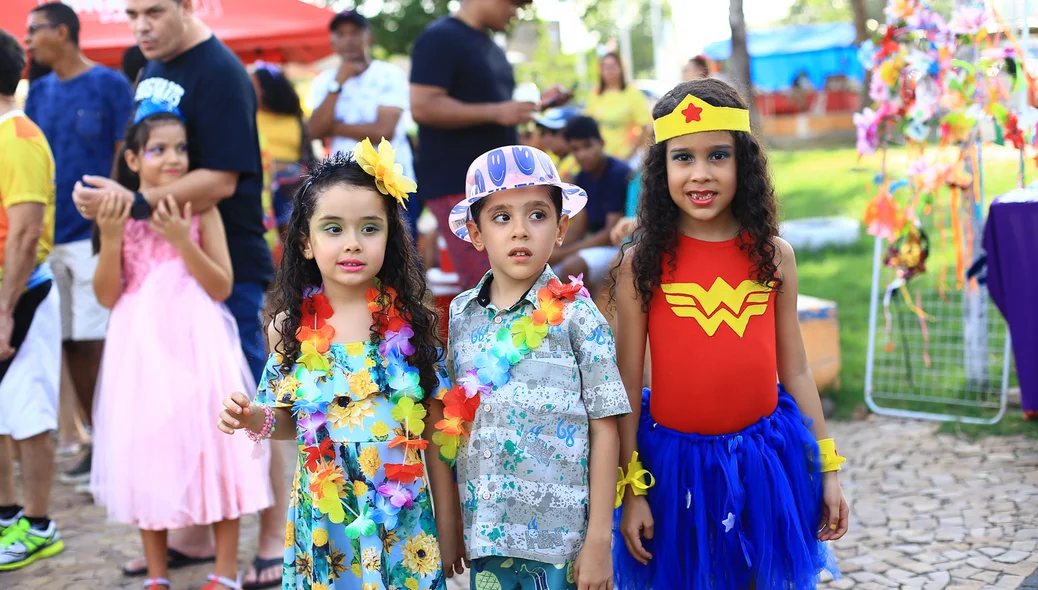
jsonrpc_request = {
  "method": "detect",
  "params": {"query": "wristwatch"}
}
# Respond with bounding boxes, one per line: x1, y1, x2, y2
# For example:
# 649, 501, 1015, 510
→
129, 191, 152, 220
327, 79, 343, 94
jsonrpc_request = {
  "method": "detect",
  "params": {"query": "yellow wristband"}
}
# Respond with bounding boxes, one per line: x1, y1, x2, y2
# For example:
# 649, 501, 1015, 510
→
817, 438, 846, 472
615, 451, 656, 508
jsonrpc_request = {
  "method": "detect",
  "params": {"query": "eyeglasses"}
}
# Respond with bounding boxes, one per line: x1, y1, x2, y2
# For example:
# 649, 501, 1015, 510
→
26, 23, 60, 35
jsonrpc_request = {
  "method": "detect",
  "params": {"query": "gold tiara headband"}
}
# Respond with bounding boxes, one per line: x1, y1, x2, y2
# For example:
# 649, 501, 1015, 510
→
652, 94, 751, 143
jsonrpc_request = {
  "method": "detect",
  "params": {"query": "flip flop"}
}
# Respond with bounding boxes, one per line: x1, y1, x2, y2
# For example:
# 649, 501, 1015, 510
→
122, 548, 217, 577
241, 556, 283, 590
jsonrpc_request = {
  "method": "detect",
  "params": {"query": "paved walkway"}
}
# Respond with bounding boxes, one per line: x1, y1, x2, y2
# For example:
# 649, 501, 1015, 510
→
3, 415, 1036, 589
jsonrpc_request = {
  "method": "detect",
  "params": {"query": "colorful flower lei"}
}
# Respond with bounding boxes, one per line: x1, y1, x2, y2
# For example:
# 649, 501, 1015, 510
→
433, 275, 589, 467
291, 282, 429, 533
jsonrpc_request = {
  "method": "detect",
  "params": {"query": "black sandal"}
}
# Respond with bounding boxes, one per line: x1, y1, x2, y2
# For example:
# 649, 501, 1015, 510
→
241, 556, 283, 590
122, 548, 216, 577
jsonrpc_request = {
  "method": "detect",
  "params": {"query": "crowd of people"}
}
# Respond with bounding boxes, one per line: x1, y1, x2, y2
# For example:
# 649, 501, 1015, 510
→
0, 1, 848, 589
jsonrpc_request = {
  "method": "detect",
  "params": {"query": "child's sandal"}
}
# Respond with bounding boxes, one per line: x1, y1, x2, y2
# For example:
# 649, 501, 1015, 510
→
202, 572, 242, 590
143, 578, 170, 590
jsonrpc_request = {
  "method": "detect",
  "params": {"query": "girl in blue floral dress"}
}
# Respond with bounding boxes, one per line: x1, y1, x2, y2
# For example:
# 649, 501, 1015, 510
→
219, 141, 451, 590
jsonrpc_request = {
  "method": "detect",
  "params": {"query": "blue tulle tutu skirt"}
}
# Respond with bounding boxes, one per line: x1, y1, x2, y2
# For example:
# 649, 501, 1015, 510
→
612, 386, 840, 589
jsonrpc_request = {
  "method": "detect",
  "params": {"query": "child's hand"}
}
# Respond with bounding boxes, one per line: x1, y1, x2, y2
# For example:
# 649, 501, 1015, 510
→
610, 217, 637, 246
436, 507, 469, 577
574, 534, 613, 590
149, 194, 192, 249
217, 391, 262, 435
818, 471, 849, 541
619, 495, 654, 565
96, 192, 131, 238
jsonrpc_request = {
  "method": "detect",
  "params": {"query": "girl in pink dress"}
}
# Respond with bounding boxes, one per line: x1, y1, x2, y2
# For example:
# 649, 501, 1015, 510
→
90, 103, 272, 590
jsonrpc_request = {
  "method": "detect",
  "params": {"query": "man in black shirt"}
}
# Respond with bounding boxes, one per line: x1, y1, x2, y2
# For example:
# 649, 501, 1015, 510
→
71, 1, 285, 587
410, 0, 545, 291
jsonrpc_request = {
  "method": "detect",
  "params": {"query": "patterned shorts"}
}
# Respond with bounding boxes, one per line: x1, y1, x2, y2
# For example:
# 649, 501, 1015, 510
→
471, 556, 576, 590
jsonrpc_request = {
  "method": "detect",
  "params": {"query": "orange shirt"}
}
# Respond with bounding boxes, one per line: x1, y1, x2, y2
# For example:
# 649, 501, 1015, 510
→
647, 234, 778, 435
0, 111, 55, 282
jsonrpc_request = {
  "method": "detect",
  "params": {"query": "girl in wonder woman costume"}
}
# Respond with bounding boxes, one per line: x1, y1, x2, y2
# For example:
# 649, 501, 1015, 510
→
611, 79, 848, 589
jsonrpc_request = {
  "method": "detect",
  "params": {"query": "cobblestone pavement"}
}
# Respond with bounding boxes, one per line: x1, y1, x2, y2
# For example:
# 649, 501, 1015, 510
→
3, 415, 1036, 589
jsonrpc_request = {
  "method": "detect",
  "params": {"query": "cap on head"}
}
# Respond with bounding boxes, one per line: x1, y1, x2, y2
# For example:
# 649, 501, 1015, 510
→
330, 10, 370, 32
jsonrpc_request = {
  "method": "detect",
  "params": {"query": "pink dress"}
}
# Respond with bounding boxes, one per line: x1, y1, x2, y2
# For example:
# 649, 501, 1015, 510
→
91, 217, 272, 531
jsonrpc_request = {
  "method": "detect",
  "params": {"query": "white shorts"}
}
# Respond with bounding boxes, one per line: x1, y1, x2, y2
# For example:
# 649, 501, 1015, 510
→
50, 239, 109, 341
577, 246, 621, 286
0, 286, 61, 440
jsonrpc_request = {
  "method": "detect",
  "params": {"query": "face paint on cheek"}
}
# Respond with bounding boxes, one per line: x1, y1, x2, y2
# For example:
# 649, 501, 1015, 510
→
143, 150, 160, 162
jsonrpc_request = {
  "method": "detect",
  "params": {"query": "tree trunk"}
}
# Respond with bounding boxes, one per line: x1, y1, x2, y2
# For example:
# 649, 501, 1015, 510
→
851, 0, 870, 110
728, 0, 757, 127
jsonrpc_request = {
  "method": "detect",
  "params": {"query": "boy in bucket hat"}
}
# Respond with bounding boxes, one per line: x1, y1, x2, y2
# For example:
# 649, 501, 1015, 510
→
425, 145, 630, 590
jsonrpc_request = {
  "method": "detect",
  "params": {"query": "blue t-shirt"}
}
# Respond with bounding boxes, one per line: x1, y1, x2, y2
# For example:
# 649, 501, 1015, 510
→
573, 156, 631, 234
135, 37, 273, 286
410, 17, 518, 201
25, 66, 134, 245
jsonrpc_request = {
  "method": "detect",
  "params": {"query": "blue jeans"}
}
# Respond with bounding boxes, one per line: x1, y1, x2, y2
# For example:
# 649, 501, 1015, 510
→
226, 281, 267, 384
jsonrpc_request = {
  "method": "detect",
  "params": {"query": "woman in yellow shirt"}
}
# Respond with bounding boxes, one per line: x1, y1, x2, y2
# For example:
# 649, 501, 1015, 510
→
250, 63, 310, 238
584, 52, 652, 163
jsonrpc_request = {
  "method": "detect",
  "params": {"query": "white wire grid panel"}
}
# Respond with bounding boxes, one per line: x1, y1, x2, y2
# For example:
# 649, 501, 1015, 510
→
864, 237, 1013, 424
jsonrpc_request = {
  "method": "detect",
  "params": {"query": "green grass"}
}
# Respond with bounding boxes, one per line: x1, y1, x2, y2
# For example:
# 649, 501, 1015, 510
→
937, 413, 1038, 440
770, 143, 1028, 433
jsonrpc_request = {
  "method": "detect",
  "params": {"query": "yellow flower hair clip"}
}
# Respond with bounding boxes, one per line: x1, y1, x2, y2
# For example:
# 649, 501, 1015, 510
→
352, 137, 418, 208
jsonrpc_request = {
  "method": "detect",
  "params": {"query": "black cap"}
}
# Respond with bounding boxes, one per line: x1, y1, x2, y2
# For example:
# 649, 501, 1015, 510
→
330, 10, 370, 32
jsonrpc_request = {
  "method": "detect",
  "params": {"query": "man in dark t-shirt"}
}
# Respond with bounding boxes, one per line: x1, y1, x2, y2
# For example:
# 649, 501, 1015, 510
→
70, 1, 284, 585
551, 116, 629, 295
410, 0, 542, 290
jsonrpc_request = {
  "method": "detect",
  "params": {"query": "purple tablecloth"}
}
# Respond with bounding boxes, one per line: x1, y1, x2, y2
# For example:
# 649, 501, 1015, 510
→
983, 186, 1038, 412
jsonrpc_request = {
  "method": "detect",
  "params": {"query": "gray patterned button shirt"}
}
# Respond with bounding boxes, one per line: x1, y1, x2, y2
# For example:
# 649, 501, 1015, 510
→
445, 266, 630, 564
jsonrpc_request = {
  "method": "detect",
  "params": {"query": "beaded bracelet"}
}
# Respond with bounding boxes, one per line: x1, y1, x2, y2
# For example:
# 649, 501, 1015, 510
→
246, 404, 275, 443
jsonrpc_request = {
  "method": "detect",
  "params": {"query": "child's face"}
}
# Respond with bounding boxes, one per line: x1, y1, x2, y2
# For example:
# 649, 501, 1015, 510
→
303, 184, 388, 293
568, 137, 605, 173
665, 130, 738, 229
125, 123, 188, 189
466, 187, 568, 285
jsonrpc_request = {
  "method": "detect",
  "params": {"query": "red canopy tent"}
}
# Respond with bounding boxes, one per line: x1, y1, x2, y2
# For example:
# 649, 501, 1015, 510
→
2, 0, 334, 67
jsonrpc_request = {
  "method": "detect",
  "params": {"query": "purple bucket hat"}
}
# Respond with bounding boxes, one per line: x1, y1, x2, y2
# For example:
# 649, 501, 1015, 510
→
448, 145, 588, 243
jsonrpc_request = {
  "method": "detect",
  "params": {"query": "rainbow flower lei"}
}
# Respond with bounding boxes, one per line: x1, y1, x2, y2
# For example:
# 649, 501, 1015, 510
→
291, 282, 429, 532
433, 275, 588, 467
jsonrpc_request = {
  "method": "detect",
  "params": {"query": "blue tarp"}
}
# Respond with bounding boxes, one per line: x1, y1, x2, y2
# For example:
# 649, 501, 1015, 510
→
703, 22, 865, 92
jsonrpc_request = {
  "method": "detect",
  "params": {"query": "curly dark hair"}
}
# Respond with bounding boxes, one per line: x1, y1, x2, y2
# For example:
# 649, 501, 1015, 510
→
266, 152, 443, 395
619, 78, 781, 310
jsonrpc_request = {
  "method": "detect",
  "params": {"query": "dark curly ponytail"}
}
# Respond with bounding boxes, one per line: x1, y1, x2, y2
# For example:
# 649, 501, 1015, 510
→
618, 78, 781, 310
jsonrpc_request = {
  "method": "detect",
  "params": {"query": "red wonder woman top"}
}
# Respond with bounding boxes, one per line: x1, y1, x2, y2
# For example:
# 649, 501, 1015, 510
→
647, 233, 779, 435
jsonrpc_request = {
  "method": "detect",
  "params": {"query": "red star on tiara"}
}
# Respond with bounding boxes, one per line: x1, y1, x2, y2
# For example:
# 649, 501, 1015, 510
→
682, 102, 703, 123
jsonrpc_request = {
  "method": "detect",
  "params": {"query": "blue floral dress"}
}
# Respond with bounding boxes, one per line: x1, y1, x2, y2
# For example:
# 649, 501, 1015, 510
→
256, 341, 449, 590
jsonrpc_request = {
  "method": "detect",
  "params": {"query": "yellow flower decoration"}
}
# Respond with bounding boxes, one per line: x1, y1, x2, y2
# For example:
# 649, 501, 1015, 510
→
362, 584, 379, 590
285, 521, 295, 548
401, 532, 441, 578
352, 137, 417, 207
312, 528, 328, 547
298, 340, 331, 373
364, 356, 377, 368
349, 371, 379, 401
362, 547, 381, 572
353, 480, 370, 497
327, 398, 377, 431
351, 563, 362, 578
432, 431, 460, 462
345, 342, 366, 356
312, 584, 329, 590
405, 580, 420, 590
391, 397, 427, 437
370, 420, 390, 439
272, 374, 300, 400
317, 480, 346, 523
511, 316, 549, 354
359, 446, 382, 479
